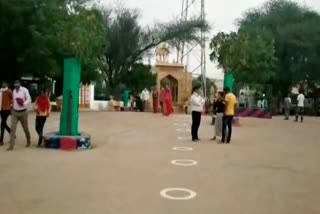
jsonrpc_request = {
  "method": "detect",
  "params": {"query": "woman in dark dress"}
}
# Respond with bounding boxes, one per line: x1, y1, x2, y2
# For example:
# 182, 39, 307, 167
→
211, 91, 225, 141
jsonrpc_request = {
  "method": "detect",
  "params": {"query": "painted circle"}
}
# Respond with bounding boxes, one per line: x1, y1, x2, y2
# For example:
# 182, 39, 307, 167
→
177, 137, 189, 140
172, 147, 193, 151
160, 188, 197, 200
171, 159, 198, 166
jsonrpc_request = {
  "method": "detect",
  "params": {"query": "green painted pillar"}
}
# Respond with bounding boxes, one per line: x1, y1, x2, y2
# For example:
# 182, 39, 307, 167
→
223, 72, 234, 92
122, 90, 129, 107
59, 58, 81, 136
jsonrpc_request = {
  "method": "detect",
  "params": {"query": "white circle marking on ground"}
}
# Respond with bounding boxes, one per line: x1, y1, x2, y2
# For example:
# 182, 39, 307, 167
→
172, 147, 193, 151
177, 136, 189, 141
171, 159, 198, 166
160, 188, 197, 200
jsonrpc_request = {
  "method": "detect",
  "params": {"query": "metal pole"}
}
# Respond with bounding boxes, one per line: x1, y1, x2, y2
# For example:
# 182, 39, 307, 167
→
181, 0, 189, 64
201, 0, 206, 97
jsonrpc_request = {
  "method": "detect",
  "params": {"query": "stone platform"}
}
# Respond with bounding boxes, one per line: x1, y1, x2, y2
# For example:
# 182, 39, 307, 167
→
44, 132, 91, 150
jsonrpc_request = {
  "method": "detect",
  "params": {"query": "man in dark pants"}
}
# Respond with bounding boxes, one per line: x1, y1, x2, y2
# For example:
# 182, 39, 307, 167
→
34, 89, 51, 147
8, 80, 32, 150
221, 87, 237, 143
190, 86, 205, 142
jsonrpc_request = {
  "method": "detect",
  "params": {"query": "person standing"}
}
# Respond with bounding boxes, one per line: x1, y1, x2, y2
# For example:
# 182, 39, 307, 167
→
152, 87, 159, 113
190, 86, 205, 142
221, 87, 237, 144
295, 89, 305, 122
163, 85, 173, 116
283, 94, 291, 120
0, 82, 12, 145
7, 80, 32, 151
211, 91, 225, 141
160, 87, 165, 113
140, 88, 150, 111
34, 89, 51, 147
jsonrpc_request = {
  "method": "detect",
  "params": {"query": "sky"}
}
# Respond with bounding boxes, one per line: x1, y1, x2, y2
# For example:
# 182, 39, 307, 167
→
100, 0, 320, 79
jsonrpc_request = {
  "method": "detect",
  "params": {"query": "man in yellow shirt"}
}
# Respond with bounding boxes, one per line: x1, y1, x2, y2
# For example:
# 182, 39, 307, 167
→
222, 87, 237, 143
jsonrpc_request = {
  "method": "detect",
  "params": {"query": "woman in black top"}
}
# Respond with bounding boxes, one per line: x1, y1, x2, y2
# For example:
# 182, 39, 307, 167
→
211, 91, 225, 141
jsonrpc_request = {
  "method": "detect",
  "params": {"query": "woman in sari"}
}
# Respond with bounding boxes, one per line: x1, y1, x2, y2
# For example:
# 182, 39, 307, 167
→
159, 87, 164, 113
163, 85, 173, 116
152, 87, 159, 113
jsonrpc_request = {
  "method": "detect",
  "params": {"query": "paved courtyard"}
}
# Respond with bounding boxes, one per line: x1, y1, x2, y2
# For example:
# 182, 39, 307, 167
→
0, 112, 319, 214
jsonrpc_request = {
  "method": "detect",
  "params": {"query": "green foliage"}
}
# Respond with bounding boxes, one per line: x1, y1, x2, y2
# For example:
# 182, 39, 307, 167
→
0, 0, 105, 83
237, 0, 320, 96
122, 63, 156, 93
0, 1, 208, 94
210, 30, 277, 84
210, 0, 320, 98
192, 75, 217, 98
100, 7, 209, 90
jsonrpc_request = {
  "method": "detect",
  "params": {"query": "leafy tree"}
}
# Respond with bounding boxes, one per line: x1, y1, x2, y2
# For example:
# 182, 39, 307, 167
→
210, 30, 277, 84
121, 63, 156, 94
192, 75, 217, 98
0, 0, 105, 84
237, 0, 320, 96
209, 32, 238, 71
100, 7, 209, 91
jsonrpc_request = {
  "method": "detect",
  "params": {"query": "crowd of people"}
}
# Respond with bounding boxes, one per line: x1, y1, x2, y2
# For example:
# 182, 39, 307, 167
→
0, 80, 51, 151
136, 84, 239, 143
129, 85, 174, 116
190, 86, 237, 144
2, 80, 306, 150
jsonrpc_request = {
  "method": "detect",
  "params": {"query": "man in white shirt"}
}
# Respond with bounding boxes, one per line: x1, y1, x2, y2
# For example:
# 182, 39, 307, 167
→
7, 80, 32, 151
190, 86, 205, 142
140, 88, 150, 111
295, 89, 305, 123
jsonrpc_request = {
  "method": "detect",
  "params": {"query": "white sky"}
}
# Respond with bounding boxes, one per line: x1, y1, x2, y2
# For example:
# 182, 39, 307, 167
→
100, 0, 320, 79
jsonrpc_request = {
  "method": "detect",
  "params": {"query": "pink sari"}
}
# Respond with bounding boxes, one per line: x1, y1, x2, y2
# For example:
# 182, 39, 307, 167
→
163, 88, 173, 116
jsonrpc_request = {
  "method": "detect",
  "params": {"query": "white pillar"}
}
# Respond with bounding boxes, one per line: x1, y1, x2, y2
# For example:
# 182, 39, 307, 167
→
89, 84, 95, 109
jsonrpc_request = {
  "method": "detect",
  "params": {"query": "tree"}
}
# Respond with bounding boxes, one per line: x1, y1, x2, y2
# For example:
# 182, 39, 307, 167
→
100, 7, 209, 91
237, 0, 320, 96
122, 63, 156, 94
0, 0, 105, 84
210, 30, 277, 84
192, 75, 217, 98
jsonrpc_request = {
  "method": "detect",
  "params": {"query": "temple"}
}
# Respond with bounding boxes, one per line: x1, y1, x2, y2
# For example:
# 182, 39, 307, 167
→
154, 45, 192, 111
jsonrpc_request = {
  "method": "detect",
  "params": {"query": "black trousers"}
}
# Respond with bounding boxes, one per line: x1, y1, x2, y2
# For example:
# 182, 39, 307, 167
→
222, 115, 233, 143
191, 111, 201, 140
295, 107, 304, 122
35, 116, 47, 145
0, 110, 11, 142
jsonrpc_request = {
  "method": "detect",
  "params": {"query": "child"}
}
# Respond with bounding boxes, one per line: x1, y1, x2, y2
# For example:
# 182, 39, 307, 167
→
34, 89, 51, 147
